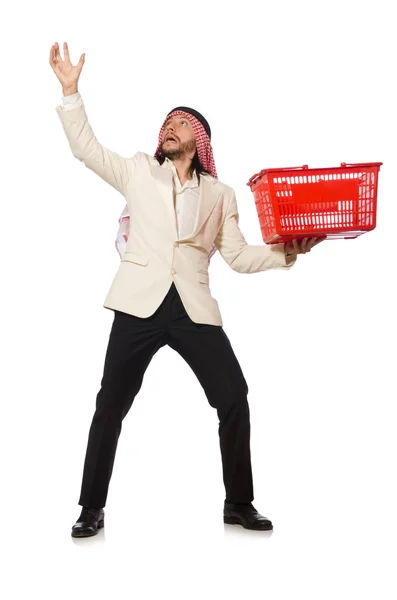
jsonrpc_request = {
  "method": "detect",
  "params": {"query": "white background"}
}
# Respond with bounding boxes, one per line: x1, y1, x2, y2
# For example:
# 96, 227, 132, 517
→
1, 0, 396, 598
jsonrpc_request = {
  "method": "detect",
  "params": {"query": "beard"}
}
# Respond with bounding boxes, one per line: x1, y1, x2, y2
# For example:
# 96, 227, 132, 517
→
161, 138, 196, 161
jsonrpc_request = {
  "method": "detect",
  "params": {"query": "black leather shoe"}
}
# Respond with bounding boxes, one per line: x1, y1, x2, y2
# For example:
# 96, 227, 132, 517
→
71, 507, 105, 537
223, 501, 273, 530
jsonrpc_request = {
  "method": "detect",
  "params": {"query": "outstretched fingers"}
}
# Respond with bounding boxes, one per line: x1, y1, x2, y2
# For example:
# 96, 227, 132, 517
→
77, 52, 85, 72
54, 41, 61, 62
49, 44, 55, 66
63, 41, 71, 63
49, 43, 60, 68
292, 239, 300, 253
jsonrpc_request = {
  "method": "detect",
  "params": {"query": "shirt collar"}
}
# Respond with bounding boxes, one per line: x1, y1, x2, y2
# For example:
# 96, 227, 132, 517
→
163, 156, 199, 188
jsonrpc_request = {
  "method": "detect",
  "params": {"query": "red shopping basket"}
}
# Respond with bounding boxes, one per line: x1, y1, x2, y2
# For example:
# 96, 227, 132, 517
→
246, 162, 382, 244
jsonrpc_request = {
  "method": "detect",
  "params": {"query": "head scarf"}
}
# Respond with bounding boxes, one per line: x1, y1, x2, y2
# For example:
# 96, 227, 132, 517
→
115, 106, 218, 264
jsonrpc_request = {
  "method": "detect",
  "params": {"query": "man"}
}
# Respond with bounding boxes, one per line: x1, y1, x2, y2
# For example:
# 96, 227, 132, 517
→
50, 41, 324, 537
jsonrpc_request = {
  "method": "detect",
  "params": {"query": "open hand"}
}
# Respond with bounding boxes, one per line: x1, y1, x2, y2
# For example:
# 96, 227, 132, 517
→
49, 41, 85, 90
285, 236, 326, 255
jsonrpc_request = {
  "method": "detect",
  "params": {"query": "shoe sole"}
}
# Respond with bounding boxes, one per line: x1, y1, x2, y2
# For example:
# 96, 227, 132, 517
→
223, 516, 273, 530
71, 518, 105, 537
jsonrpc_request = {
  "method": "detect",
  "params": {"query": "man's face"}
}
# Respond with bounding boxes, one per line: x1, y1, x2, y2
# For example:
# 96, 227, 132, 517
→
161, 114, 196, 160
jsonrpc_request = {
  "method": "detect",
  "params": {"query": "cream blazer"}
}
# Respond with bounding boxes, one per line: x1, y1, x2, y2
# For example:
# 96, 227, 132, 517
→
56, 100, 296, 326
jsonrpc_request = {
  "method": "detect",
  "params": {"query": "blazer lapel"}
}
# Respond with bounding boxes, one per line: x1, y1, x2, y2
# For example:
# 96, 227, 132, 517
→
150, 162, 178, 236
179, 175, 221, 241
150, 159, 222, 241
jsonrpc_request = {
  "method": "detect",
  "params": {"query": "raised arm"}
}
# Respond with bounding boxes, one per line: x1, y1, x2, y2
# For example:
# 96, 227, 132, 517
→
50, 41, 136, 196
214, 189, 297, 273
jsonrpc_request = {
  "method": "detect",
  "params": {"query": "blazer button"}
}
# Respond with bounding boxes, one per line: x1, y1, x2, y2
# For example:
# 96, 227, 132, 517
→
171, 268, 176, 275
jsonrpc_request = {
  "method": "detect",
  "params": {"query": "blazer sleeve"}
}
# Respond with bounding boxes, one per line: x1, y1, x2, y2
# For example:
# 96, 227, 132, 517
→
55, 96, 137, 196
214, 189, 297, 273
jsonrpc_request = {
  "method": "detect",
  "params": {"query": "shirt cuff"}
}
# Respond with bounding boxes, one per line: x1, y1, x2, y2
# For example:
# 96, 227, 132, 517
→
57, 91, 82, 112
62, 91, 81, 104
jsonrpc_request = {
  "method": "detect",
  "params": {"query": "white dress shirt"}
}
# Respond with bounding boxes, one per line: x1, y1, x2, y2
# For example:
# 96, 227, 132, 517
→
60, 92, 201, 249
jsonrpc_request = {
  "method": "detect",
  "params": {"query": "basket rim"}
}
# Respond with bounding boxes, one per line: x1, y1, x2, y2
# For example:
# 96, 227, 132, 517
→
246, 161, 383, 187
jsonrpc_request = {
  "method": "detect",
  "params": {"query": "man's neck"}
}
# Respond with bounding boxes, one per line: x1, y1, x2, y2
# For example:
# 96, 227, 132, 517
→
171, 157, 194, 186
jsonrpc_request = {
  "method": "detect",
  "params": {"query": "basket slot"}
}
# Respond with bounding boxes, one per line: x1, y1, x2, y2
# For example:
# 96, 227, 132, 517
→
255, 184, 276, 234
279, 201, 357, 231
356, 171, 376, 226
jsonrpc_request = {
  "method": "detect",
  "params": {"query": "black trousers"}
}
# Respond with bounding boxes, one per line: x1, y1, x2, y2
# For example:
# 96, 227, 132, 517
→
78, 282, 254, 508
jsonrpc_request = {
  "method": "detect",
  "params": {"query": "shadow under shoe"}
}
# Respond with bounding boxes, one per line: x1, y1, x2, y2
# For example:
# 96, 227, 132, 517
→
223, 501, 273, 530
71, 507, 105, 537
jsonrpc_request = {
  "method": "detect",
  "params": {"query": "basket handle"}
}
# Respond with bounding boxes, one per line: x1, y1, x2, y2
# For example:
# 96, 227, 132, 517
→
339, 162, 383, 168
247, 165, 309, 186
271, 164, 309, 171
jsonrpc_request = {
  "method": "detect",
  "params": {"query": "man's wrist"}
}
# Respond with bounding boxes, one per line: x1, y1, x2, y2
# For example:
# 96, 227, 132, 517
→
62, 86, 79, 97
